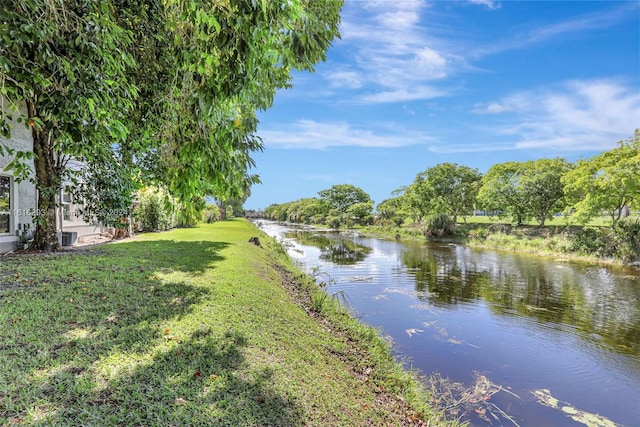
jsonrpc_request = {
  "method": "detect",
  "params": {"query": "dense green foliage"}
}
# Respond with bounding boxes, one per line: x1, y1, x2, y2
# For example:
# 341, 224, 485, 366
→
477, 158, 572, 226
264, 184, 373, 227
376, 197, 408, 226
203, 203, 220, 224
133, 187, 178, 232
563, 130, 640, 225
0, 0, 343, 250
404, 163, 482, 223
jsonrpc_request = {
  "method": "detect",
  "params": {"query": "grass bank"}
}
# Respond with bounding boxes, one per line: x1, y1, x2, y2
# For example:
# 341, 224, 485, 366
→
0, 219, 447, 426
361, 219, 640, 267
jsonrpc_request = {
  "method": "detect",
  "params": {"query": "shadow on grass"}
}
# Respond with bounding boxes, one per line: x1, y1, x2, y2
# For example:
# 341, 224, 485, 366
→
1, 238, 303, 425
99, 239, 233, 275
22, 329, 303, 426
86, 329, 302, 426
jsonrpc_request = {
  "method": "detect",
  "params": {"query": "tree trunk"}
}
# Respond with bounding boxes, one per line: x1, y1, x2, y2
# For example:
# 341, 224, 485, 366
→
29, 101, 62, 252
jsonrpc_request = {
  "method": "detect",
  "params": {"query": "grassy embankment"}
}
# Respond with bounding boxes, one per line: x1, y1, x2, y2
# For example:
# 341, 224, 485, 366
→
361, 215, 640, 265
0, 219, 449, 426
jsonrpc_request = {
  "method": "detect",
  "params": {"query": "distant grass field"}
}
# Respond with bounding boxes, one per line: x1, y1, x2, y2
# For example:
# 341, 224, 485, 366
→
458, 215, 614, 227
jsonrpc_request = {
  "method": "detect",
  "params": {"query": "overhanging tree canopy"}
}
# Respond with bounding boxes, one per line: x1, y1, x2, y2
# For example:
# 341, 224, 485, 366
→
0, 0, 343, 251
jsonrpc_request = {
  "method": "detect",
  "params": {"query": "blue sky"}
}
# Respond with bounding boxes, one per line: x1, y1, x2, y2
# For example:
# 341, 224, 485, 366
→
244, 0, 640, 210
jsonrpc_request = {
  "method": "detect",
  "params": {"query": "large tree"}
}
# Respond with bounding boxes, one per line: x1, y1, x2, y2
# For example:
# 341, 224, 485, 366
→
422, 163, 482, 223
477, 162, 531, 225
1, 0, 137, 251
376, 196, 408, 226
477, 158, 572, 226
1, 0, 343, 251
520, 158, 572, 226
318, 184, 373, 215
563, 130, 640, 225
402, 178, 434, 223
402, 163, 482, 223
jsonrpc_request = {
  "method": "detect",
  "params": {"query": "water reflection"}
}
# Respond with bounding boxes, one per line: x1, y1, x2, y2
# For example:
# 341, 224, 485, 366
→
258, 222, 640, 426
393, 241, 640, 357
285, 231, 372, 265
282, 228, 640, 358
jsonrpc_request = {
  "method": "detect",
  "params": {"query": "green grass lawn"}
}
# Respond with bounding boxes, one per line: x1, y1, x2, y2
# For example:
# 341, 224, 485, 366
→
0, 219, 445, 426
458, 214, 631, 227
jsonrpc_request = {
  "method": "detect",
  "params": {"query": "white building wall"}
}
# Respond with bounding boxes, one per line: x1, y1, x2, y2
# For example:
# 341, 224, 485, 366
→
0, 100, 36, 252
2, 99, 111, 252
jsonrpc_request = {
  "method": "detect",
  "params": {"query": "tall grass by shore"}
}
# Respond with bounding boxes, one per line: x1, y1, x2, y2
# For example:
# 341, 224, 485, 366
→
362, 215, 640, 266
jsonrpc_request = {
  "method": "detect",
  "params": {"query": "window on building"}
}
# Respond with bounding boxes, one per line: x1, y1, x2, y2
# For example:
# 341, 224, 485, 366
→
62, 192, 72, 221
61, 191, 85, 222
0, 176, 10, 234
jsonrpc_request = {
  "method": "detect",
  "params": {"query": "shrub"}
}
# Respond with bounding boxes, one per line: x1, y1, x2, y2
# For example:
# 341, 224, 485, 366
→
134, 187, 177, 232
567, 227, 603, 255
392, 216, 405, 227
326, 215, 342, 229
424, 213, 455, 238
203, 203, 220, 223
468, 227, 489, 240
613, 217, 640, 263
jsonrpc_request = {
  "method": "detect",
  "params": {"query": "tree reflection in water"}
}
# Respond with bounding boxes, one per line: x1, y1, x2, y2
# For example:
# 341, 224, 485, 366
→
399, 242, 640, 356
285, 231, 372, 265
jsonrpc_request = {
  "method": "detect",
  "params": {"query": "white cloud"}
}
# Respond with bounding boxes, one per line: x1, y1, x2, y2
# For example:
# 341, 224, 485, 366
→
468, 0, 501, 10
325, 69, 364, 89
360, 86, 446, 104
428, 142, 514, 154
473, 102, 511, 114
434, 79, 640, 153
471, 2, 636, 57
259, 119, 434, 150
316, 1, 634, 105
321, 1, 467, 103
472, 93, 532, 114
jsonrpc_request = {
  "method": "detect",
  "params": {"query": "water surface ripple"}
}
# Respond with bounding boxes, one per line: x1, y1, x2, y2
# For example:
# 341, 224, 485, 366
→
257, 221, 640, 426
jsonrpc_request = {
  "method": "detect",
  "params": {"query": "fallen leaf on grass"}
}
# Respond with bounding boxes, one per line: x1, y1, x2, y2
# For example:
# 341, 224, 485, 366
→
174, 398, 188, 405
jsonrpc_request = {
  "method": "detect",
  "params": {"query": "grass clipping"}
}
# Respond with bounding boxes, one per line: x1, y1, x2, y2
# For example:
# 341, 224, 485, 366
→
428, 371, 521, 426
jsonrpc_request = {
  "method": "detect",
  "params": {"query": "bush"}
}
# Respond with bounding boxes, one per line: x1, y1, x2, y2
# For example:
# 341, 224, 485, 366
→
134, 187, 177, 232
565, 224, 638, 261
613, 217, 640, 263
424, 213, 455, 238
203, 203, 220, 223
567, 227, 602, 255
468, 227, 489, 240
326, 215, 342, 229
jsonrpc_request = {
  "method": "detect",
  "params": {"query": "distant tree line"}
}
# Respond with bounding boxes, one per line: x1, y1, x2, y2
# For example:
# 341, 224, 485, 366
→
264, 130, 640, 229
264, 184, 374, 228
262, 131, 640, 262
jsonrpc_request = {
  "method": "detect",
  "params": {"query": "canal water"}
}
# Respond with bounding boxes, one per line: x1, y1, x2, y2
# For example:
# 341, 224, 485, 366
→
256, 221, 640, 427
